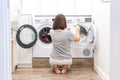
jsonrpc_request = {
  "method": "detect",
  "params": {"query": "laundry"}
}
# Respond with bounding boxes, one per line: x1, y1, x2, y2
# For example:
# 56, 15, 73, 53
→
42, 36, 51, 43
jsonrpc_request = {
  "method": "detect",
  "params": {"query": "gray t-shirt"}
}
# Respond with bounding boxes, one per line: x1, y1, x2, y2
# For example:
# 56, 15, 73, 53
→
49, 29, 75, 60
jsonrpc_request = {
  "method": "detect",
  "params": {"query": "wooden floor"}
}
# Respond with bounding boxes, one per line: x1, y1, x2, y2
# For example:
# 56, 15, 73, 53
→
12, 68, 102, 80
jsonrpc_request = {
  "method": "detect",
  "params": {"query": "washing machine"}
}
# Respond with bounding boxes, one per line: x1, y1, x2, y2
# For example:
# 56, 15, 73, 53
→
15, 14, 34, 65
32, 15, 54, 57
16, 15, 54, 58
66, 15, 96, 58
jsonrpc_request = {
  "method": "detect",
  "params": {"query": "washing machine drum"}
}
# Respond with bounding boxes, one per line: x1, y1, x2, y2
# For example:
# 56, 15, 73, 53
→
80, 26, 88, 36
39, 27, 52, 44
16, 24, 37, 48
78, 25, 88, 43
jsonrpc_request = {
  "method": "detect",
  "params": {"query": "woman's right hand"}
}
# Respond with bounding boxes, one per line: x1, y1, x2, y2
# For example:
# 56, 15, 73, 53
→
74, 25, 80, 42
76, 25, 80, 32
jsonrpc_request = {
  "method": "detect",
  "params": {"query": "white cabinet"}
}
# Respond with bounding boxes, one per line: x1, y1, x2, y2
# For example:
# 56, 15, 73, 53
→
22, 0, 38, 14
56, 0, 92, 15
22, 0, 57, 15
39, 0, 57, 15
75, 0, 92, 15
56, 0, 75, 15
21, 0, 92, 15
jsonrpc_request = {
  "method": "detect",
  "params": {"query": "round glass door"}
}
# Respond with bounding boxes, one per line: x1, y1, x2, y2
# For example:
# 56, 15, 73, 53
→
39, 27, 52, 44
80, 25, 88, 43
71, 25, 88, 48
16, 24, 37, 48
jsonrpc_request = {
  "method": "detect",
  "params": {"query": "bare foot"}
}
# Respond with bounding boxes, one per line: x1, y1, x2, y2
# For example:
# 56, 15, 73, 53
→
61, 65, 68, 74
55, 68, 60, 74
53, 64, 60, 74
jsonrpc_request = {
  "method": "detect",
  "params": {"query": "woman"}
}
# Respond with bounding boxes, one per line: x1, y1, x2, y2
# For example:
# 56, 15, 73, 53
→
49, 14, 80, 74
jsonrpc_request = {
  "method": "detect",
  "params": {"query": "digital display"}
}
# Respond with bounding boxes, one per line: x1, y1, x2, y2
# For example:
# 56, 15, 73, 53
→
85, 18, 92, 22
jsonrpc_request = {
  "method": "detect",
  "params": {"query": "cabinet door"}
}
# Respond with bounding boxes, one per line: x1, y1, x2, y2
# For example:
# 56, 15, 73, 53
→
22, 0, 39, 14
75, 0, 92, 15
22, 0, 57, 15
57, 0, 75, 15
21, 0, 92, 15
39, 0, 57, 15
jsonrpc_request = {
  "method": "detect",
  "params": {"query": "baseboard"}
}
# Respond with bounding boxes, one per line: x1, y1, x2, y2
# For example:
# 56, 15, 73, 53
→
17, 63, 32, 69
32, 58, 93, 68
12, 65, 17, 72
94, 64, 109, 80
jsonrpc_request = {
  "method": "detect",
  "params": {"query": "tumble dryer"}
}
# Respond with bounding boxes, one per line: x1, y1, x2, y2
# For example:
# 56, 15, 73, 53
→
66, 15, 96, 58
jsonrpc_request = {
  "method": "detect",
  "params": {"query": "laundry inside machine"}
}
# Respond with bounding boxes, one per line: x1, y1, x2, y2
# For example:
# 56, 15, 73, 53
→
39, 27, 52, 44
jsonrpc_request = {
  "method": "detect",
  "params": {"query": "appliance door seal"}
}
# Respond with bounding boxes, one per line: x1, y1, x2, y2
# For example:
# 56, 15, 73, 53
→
16, 24, 37, 48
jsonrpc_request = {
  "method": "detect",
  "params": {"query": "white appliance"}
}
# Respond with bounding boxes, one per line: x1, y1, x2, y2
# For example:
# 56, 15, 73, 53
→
66, 15, 96, 58
16, 15, 54, 57
13, 14, 33, 68
32, 15, 54, 57
16, 15, 96, 58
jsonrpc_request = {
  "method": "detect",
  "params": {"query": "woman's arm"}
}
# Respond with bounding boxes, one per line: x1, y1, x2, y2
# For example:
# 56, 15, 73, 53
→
74, 26, 80, 42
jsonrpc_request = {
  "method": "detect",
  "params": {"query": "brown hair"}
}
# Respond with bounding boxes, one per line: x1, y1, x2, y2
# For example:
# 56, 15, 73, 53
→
53, 14, 67, 30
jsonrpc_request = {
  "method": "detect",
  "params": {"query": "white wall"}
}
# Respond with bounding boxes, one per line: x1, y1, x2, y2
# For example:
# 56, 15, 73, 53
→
0, 0, 11, 79
92, 0, 110, 80
110, 0, 120, 80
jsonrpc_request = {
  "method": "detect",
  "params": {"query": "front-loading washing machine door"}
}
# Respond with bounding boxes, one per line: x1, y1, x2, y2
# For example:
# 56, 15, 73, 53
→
70, 24, 89, 48
69, 24, 88, 42
39, 27, 52, 44
79, 25, 88, 44
16, 24, 37, 48
80, 25, 87, 36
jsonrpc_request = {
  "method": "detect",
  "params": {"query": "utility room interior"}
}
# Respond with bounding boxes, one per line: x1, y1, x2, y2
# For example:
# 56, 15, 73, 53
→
10, 0, 110, 80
